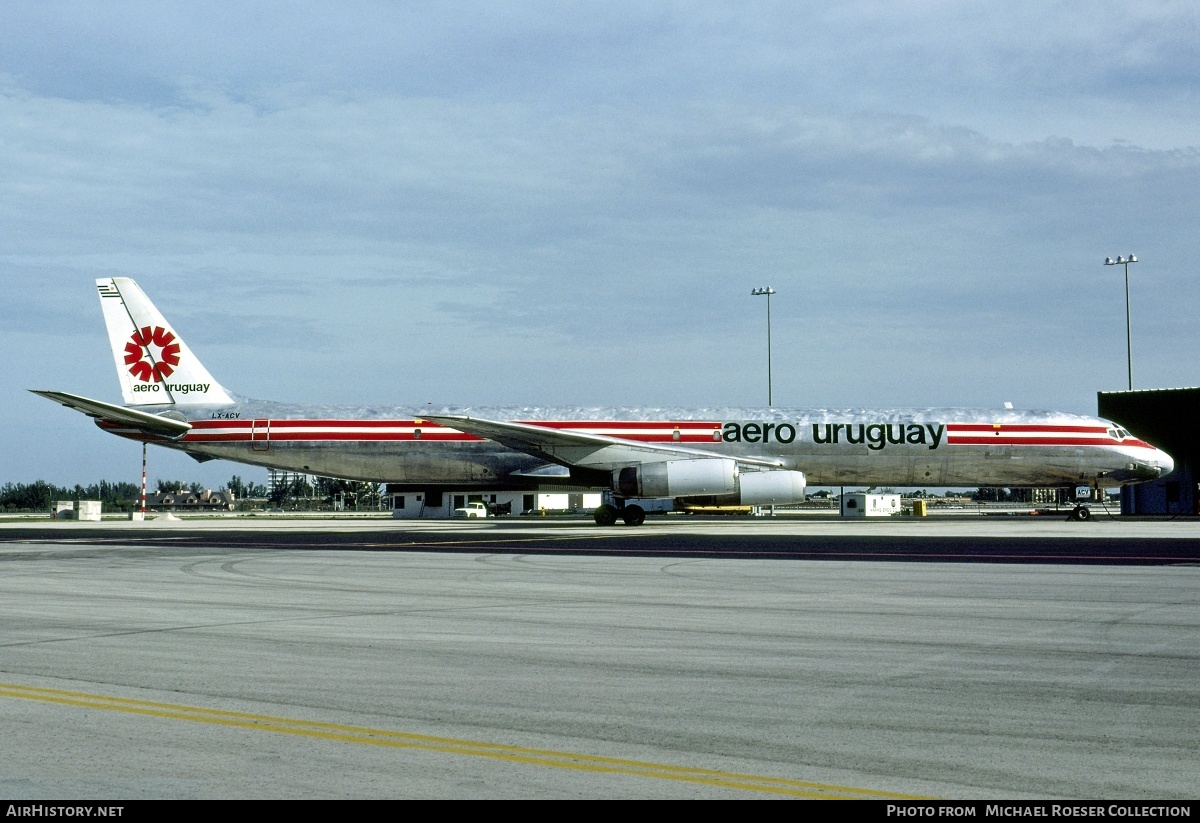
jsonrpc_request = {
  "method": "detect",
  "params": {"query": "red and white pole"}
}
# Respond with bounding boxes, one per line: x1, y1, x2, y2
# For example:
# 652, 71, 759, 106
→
141, 442, 147, 515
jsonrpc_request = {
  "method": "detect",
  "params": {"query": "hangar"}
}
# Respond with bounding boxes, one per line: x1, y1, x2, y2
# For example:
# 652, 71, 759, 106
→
1098, 387, 1200, 516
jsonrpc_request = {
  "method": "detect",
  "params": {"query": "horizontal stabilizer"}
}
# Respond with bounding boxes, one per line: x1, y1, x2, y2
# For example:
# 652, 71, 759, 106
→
30, 390, 192, 438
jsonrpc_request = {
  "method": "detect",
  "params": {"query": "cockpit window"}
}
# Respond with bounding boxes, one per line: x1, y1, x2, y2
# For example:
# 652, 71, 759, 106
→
1108, 427, 1131, 440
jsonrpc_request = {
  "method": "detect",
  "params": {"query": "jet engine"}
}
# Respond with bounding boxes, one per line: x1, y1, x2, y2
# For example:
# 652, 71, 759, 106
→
736, 469, 807, 504
614, 459, 806, 504
615, 458, 738, 498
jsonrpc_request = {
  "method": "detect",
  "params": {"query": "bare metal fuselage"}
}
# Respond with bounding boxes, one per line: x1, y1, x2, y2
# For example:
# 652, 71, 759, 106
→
102, 399, 1170, 490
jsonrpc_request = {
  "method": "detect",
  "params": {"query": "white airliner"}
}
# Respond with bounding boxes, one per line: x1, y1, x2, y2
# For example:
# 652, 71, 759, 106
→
33, 278, 1172, 524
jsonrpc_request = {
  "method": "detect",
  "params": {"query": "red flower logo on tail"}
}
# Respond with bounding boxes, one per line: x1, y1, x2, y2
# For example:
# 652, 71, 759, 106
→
124, 325, 181, 382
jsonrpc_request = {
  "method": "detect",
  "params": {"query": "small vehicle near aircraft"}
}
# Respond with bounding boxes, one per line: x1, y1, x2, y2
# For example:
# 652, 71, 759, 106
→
453, 502, 490, 518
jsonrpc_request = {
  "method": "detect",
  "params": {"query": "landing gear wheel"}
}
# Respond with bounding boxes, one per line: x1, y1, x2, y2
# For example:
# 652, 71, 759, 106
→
1071, 505, 1092, 522
622, 504, 646, 526
594, 504, 619, 527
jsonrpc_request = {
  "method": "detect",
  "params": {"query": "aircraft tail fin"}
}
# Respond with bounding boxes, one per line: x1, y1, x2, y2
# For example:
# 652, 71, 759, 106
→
97, 277, 234, 406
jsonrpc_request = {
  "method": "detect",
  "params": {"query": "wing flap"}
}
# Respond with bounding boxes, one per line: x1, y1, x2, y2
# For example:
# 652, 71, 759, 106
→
424, 414, 783, 469
508, 464, 573, 479
30, 390, 193, 438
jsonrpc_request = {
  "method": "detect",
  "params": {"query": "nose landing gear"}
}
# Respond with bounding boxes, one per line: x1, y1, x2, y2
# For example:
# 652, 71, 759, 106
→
1068, 482, 1104, 522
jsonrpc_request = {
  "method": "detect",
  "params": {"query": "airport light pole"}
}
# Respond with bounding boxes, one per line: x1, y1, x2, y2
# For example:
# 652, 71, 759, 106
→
751, 287, 776, 406
1104, 255, 1137, 390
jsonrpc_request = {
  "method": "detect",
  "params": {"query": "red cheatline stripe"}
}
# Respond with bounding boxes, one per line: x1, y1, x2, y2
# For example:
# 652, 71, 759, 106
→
266, 419, 457, 428
108, 417, 1163, 452
188, 419, 724, 430
182, 432, 719, 443
565, 434, 718, 442
189, 419, 444, 429
184, 419, 727, 442
946, 424, 1108, 433
132, 419, 1119, 432
266, 432, 478, 441
184, 432, 481, 442
183, 434, 718, 443
945, 431, 1111, 439
529, 421, 722, 430
178, 431, 1158, 449
948, 438, 1154, 450
947, 437, 1114, 446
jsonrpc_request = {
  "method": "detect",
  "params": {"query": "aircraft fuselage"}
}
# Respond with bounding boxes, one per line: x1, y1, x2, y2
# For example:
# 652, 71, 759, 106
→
100, 401, 1169, 490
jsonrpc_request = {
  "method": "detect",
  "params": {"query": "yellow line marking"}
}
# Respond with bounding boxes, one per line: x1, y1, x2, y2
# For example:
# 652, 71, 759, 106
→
0, 682, 928, 799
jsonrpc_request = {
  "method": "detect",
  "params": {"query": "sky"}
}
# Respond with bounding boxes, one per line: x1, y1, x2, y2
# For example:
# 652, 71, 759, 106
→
2, 1, 1198, 490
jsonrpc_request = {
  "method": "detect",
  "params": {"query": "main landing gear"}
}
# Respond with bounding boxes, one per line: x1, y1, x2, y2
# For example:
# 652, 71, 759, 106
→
1069, 505, 1092, 522
593, 501, 646, 526
594, 504, 618, 526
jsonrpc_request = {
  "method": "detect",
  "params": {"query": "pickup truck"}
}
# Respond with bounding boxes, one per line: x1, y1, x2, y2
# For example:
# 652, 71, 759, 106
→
453, 502, 490, 518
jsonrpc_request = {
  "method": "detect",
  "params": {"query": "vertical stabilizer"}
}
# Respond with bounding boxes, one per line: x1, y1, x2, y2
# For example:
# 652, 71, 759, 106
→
97, 278, 234, 406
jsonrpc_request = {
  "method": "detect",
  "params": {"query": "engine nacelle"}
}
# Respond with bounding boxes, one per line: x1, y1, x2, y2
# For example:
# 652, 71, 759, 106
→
736, 470, 806, 505
615, 458, 738, 498
613, 461, 806, 505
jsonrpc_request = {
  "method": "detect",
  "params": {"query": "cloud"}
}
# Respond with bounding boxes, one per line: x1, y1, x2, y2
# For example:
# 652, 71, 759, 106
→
2, 86, 1195, 356
2, 3, 1198, 485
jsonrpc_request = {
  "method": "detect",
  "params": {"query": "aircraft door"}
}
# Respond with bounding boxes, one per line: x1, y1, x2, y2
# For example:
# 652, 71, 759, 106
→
251, 419, 270, 451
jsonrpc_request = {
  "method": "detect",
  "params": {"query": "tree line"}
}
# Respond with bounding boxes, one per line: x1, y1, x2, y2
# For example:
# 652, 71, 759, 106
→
1, 480, 144, 512
0, 476, 268, 513
0, 475, 380, 512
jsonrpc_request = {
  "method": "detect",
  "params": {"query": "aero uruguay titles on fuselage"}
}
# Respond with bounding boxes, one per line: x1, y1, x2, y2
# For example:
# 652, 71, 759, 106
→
32, 278, 1172, 526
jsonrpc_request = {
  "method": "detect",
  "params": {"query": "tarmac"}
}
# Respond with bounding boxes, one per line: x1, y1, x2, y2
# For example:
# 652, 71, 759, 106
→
1, 514, 1197, 799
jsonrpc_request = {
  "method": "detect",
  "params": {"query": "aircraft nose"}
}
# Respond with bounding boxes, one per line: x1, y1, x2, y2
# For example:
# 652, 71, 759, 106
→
1157, 449, 1174, 477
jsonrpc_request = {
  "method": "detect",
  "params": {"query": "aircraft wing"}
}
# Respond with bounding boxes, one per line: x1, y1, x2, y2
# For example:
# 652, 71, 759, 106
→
30, 390, 192, 438
424, 414, 784, 470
